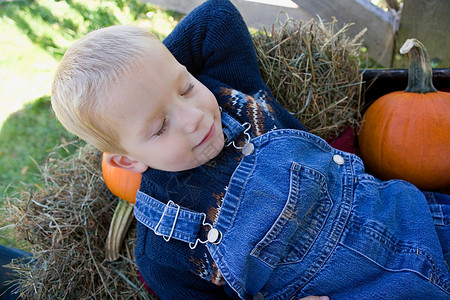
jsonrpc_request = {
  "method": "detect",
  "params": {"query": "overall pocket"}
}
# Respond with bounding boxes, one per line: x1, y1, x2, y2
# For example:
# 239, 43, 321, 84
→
250, 162, 333, 267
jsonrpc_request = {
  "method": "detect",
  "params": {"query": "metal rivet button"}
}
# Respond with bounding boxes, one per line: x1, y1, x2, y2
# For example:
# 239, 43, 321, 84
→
333, 154, 345, 165
242, 142, 254, 156
207, 228, 222, 244
253, 292, 265, 300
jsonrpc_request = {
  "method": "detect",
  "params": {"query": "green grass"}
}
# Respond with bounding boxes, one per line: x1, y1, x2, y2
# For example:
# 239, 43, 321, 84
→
0, 0, 182, 247
0, 96, 77, 190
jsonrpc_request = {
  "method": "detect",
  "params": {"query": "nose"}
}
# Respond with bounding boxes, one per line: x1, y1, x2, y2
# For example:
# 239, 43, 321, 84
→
175, 102, 204, 134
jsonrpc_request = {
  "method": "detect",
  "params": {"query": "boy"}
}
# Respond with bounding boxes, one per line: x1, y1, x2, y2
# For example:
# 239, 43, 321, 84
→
51, 0, 450, 299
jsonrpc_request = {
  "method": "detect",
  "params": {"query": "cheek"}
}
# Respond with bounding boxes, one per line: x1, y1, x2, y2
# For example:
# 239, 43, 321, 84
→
162, 142, 193, 162
198, 85, 217, 108
148, 148, 192, 171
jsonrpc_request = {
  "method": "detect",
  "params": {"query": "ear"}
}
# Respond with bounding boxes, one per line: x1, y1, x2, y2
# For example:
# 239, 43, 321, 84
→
103, 153, 148, 174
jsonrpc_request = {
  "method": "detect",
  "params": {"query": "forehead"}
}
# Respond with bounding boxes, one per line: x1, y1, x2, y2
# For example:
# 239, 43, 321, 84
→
103, 44, 185, 117
109, 40, 182, 93
147, 40, 180, 68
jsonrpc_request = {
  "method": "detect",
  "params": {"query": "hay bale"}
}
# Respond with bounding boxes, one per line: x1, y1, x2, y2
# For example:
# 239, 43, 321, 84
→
254, 16, 366, 140
5, 141, 153, 299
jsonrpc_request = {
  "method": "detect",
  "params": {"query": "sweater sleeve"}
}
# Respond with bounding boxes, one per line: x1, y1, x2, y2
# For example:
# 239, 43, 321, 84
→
163, 0, 265, 95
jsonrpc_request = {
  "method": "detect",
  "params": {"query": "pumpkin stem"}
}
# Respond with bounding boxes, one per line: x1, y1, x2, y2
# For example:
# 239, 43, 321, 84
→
400, 38, 437, 93
105, 199, 134, 261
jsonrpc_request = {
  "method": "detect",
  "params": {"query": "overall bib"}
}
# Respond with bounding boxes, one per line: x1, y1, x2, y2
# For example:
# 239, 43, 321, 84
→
134, 112, 450, 299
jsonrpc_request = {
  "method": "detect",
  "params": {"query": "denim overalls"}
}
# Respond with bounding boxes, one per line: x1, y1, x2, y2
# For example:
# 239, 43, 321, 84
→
134, 112, 450, 299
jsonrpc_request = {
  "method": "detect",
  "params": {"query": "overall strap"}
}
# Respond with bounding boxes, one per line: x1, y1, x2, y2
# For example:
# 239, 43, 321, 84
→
134, 191, 221, 249
221, 110, 246, 143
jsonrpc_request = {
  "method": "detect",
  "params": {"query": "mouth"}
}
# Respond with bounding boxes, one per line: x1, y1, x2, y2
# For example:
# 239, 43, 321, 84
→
195, 124, 215, 148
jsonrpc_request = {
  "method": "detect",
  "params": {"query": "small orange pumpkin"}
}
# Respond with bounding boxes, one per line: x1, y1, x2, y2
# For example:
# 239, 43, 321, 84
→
358, 39, 450, 190
101, 153, 142, 204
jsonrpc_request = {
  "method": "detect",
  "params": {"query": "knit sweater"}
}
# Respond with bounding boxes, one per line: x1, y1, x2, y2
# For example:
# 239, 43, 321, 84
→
134, 1, 306, 298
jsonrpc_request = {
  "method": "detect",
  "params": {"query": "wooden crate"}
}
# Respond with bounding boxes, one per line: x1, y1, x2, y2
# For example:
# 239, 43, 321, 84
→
362, 68, 450, 110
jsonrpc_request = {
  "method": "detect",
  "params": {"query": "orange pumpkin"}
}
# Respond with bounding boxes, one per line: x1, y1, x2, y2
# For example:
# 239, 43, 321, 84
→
358, 39, 450, 190
101, 153, 142, 204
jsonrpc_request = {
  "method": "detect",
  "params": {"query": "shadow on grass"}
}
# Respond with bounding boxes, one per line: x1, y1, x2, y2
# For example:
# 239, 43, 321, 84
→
0, 0, 184, 59
0, 96, 80, 197
0, 0, 118, 58
64, 0, 120, 31
1, 0, 74, 59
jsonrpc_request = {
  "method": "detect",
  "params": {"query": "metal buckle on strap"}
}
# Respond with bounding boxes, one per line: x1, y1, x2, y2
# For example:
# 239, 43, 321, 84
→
153, 200, 181, 242
189, 213, 213, 249
226, 122, 252, 150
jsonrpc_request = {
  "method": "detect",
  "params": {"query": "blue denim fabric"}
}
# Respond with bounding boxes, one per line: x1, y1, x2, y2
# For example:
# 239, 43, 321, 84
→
135, 114, 450, 299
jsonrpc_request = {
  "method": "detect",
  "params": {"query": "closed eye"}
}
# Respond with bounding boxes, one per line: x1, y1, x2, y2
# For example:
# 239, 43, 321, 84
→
181, 83, 194, 96
154, 118, 167, 136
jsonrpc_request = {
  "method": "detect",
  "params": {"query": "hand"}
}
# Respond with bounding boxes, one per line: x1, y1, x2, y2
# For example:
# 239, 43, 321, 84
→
299, 296, 329, 300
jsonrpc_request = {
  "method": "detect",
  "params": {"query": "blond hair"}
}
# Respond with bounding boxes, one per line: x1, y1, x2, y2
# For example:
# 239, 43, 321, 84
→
51, 25, 159, 154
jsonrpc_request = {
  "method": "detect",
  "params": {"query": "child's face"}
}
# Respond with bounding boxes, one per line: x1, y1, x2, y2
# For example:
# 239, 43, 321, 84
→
106, 42, 224, 172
